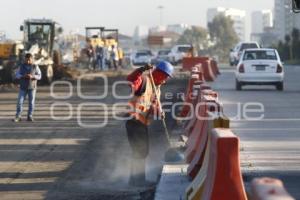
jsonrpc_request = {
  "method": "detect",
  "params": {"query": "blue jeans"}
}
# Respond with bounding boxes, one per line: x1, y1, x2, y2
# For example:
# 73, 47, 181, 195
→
96, 56, 104, 70
16, 89, 36, 118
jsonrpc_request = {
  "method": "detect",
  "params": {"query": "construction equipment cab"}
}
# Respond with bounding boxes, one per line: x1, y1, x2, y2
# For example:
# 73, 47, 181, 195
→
20, 19, 62, 84
85, 27, 119, 48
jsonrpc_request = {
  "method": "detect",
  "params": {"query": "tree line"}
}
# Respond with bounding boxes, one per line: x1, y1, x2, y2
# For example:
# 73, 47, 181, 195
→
177, 14, 239, 62
177, 14, 300, 64
275, 28, 300, 62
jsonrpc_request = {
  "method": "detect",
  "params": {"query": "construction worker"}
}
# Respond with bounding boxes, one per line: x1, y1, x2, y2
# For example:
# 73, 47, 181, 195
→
110, 45, 119, 70
32, 26, 45, 41
95, 45, 104, 70
13, 53, 41, 122
126, 61, 174, 186
118, 47, 124, 68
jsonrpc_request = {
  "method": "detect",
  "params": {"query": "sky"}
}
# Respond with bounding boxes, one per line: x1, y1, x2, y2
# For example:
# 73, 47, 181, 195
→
0, 0, 274, 40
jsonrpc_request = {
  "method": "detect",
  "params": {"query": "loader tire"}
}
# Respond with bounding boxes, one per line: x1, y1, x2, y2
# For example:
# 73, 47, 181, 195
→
41, 65, 53, 85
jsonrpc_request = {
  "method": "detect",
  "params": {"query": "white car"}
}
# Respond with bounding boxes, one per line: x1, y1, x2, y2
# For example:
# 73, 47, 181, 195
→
235, 48, 284, 91
132, 50, 154, 66
156, 49, 171, 63
230, 42, 260, 66
169, 44, 192, 65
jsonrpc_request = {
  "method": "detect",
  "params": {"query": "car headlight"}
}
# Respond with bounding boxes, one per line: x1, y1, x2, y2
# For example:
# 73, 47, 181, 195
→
0, 65, 3, 70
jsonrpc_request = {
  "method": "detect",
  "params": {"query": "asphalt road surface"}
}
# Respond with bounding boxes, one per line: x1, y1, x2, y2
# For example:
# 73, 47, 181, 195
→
210, 65, 300, 199
0, 73, 186, 200
1, 65, 300, 199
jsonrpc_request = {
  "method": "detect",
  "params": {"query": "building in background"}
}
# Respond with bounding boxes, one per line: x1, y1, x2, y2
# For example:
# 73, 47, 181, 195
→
133, 25, 149, 45
274, 0, 300, 40
148, 31, 181, 49
207, 7, 246, 42
251, 10, 273, 34
250, 10, 276, 47
149, 25, 167, 34
166, 24, 191, 35
118, 33, 134, 50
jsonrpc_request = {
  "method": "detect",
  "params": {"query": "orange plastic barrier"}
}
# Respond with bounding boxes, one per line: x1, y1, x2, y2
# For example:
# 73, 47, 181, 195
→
210, 59, 220, 76
251, 178, 295, 200
179, 75, 201, 118
198, 128, 247, 200
202, 60, 215, 82
182, 57, 210, 71
185, 101, 209, 164
182, 57, 215, 82
183, 84, 211, 136
185, 91, 218, 163
187, 109, 230, 179
186, 116, 229, 199
186, 128, 246, 200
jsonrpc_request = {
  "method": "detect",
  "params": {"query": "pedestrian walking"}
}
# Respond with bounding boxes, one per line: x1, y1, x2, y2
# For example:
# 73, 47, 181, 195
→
13, 53, 42, 122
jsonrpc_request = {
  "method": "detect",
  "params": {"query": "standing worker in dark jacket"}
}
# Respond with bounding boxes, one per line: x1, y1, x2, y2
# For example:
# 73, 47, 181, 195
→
126, 61, 174, 186
13, 53, 42, 122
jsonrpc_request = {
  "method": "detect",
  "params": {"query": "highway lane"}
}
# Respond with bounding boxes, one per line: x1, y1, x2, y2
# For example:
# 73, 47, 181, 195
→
211, 65, 300, 199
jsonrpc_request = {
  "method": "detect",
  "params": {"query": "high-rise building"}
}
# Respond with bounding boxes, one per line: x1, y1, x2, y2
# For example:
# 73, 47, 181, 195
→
251, 10, 273, 34
207, 7, 246, 42
274, 0, 300, 40
133, 25, 149, 43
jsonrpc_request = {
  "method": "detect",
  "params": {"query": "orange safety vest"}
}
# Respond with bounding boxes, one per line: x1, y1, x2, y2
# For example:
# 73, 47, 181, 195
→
128, 76, 161, 125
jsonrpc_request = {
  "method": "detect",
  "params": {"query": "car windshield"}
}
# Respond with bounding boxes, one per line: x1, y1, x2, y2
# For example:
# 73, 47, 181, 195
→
158, 50, 170, 55
240, 43, 259, 51
28, 24, 51, 49
178, 47, 191, 53
136, 52, 148, 57
243, 50, 277, 60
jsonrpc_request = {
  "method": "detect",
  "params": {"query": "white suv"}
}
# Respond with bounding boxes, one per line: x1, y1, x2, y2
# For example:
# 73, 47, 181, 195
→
169, 44, 192, 65
230, 42, 260, 66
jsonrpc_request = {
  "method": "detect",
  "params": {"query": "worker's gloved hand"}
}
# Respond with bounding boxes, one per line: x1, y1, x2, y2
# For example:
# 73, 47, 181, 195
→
24, 74, 33, 79
139, 64, 154, 72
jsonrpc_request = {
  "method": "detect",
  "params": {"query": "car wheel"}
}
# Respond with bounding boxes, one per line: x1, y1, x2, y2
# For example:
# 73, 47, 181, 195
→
276, 82, 284, 91
236, 80, 242, 91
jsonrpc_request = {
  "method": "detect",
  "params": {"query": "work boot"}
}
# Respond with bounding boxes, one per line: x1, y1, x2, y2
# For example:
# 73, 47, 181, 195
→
27, 116, 34, 122
13, 116, 21, 122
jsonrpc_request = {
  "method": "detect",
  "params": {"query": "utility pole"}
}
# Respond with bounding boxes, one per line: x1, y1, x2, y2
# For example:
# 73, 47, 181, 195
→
158, 5, 164, 26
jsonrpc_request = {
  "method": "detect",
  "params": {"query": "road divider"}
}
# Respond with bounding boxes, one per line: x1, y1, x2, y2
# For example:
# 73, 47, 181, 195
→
182, 57, 219, 82
250, 178, 295, 200
155, 60, 296, 200
186, 128, 247, 200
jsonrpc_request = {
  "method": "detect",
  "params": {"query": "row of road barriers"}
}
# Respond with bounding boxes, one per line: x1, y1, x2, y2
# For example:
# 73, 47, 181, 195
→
155, 57, 295, 200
